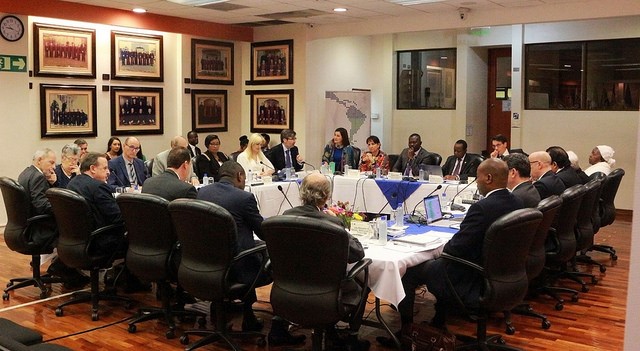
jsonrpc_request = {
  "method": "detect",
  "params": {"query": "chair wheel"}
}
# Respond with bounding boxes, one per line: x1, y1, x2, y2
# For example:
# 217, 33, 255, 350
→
92, 312, 99, 321
180, 335, 189, 345
542, 320, 551, 329
599, 266, 607, 273
612, 254, 618, 261
2, 292, 9, 301
128, 324, 137, 333
39, 287, 52, 299
496, 337, 506, 345
581, 285, 589, 293
555, 302, 563, 311
505, 325, 515, 335
571, 294, 579, 302
592, 276, 599, 284
165, 329, 175, 339
256, 336, 266, 346
55, 308, 63, 317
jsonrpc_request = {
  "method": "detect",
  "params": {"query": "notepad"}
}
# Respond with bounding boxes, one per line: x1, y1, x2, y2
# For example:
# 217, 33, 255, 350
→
393, 232, 441, 246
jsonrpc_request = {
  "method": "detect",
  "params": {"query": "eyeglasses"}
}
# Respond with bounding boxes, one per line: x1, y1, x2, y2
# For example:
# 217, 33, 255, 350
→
126, 144, 141, 151
286, 137, 297, 141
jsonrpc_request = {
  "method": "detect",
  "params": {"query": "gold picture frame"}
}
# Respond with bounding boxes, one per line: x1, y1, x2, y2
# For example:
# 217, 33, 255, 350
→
40, 84, 97, 138
191, 39, 234, 85
111, 31, 163, 82
33, 23, 95, 78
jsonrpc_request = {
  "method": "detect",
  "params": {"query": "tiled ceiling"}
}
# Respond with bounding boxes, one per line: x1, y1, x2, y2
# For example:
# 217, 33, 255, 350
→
58, 0, 585, 27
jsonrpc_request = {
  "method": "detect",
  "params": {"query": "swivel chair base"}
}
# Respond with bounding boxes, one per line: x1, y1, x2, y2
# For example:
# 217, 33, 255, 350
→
3, 256, 65, 300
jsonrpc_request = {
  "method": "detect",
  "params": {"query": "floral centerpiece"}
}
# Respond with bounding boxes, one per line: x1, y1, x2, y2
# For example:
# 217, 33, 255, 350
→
327, 201, 366, 229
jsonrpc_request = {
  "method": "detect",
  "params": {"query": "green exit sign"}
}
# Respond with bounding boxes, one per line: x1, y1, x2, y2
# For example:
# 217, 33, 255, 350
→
0, 55, 27, 72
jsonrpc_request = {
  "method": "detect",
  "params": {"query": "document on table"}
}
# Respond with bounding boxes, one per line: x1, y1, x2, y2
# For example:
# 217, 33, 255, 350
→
385, 230, 450, 252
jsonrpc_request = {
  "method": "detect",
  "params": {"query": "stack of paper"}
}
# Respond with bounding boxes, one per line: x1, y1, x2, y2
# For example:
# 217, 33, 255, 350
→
393, 232, 441, 246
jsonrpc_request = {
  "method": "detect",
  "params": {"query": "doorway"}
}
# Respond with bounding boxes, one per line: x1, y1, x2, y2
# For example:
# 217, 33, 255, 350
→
486, 48, 512, 152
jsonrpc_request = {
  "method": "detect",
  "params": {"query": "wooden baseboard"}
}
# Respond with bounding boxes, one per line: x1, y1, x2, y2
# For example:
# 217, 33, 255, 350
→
616, 209, 633, 222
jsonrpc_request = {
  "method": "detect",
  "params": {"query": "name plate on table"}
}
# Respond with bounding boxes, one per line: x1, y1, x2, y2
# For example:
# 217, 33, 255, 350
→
346, 169, 361, 178
388, 172, 402, 180
350, 220, 374, 238
428, 175, 444, 183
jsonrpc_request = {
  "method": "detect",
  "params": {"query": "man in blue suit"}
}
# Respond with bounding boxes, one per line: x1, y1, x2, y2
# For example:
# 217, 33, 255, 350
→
378, 158, 523, 346
107, 136, 147, 192
529, 151, 566, 199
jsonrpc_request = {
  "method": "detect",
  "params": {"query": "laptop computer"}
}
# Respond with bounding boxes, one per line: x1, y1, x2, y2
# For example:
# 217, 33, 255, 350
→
423, 195, 463, 228
419, 164, 444, 177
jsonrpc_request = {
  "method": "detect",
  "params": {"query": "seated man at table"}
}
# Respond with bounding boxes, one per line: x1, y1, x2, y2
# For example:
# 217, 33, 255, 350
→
284, 173, 368, 350
107, 136, 148, 192
546, 146, 584, 188
504, 153, 540, 208
378, 158, 523, 346
392, 133, 439, 177
529, 151, 566, 199
143, 147, 197, 201
197, 161, 305, 346
265, 129, 304, 172
441, 139, 481, 181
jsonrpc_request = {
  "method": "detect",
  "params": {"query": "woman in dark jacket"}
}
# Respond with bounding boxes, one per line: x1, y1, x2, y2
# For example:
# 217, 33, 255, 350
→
195, 134, 229, 182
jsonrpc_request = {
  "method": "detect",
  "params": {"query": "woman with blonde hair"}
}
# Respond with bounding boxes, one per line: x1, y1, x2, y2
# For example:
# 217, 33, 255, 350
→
236, 133, 275, 177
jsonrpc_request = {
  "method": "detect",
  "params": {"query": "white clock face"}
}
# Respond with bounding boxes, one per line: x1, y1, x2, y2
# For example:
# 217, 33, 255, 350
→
1, 16, 24, 42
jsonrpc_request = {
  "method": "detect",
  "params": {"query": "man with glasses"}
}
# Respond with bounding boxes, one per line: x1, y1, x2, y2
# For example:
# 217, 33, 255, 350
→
53, 144, 81, 188
74, 138, 89, 161
265, 129, 305, 172
529, 151, 565, 199
107, 136, 148, 192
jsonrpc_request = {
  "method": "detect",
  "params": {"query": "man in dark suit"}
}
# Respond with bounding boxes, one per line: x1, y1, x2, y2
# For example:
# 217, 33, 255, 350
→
143, 147, 196, 201
529, 151, 566, 199
284, 173, 366, 350
442, 139, 481, 181
107, 136, 148, 192
186, 131, 201, 158
392, 133, 439, 176
378, 159, 523, 345
546, 146, 584, 188
504, 153, 541, 208
265, 129, 304, 172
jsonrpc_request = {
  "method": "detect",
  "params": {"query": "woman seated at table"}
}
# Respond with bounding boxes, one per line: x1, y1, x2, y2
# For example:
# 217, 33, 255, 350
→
322, 127, 358, 173
237, 133, 275, 178
105, 136, 122, 161
196, 134, 229, 182
358, 135, 389, 174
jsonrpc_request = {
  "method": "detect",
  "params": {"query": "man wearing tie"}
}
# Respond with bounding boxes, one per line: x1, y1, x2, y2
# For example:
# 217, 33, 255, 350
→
442, 139, 481, 180
265, 129, 304, 172
391, 133, 438, 176
107, 136, 148, 192
490, 134, 510, 159
186, 131, 201, 158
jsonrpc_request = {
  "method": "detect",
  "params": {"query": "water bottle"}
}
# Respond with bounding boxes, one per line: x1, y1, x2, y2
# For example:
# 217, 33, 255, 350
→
290, 167, 296, 179
284, 167, 291, 180
396, 202, 404, 227
247, 169, 253, 183
419, 168, 425, 181
202, 173, 209, 185
378, 215, 388, 245
376, 167, 381, 179
208, 176, 214, 184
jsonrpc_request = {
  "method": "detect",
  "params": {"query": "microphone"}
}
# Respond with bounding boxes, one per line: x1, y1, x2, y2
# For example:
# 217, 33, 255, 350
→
277, 185, 294, 208
376, 192, 397, 216
448, 178, 477, 212
410, 185, 443, 218
259, 161, 275, 170
301, 161, 315, 170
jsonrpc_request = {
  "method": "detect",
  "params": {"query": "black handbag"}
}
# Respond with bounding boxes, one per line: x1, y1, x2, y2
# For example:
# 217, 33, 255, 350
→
401, 323, 456, 351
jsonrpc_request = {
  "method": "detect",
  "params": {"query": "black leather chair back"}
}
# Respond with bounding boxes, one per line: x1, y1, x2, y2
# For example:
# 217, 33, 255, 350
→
480, 208, 542, 312
599, 168, 625, 227
547, 185, 587, 265
168, 199, 237, 302
262, 215, 352, 327
45, 188, 105, 269
388, 154, 399, 169
0, 177, 45, 254
574, 179, 603, 251
589, 173, 606, 233
528, 195, 562, 280
352, 146, 361, 167
117, 193, 174, 282
432, 152, 442, 166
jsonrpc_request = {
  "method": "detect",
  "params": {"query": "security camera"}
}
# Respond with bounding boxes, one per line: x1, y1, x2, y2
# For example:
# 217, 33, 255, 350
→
458, 7, 470, 20
307, 23, 314, 28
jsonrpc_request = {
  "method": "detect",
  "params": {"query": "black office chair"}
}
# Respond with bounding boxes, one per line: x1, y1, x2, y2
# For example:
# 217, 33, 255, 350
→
145, 159, 154, 178
116, 193, 205, 339
539, 185, 586, 311
45, 188, 133, 321
262, 215, 371, 351
589, 168, 625, 260
352, 146, 361, 168
570, 178, 606, 279
169, 199, 268, 351
429, 152, 442, 166
0, 335, 73, 351
0, 177, 65, 300
388, 154, 399, 169
440, 208, 542, 351
507, 195, 562, 334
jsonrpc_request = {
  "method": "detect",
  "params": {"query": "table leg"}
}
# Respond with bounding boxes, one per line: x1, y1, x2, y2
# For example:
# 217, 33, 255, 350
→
361, 297, 401, 349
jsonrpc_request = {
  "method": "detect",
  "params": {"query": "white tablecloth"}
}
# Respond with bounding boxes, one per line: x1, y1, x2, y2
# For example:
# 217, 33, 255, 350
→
249, 180, 301, 218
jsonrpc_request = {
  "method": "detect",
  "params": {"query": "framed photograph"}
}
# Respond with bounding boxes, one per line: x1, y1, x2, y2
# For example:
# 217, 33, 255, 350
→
191, 39, 234, 85
191, 90, 228, 132
110, 86, 163, 135
40, 84, 97, 138
33, 23, 95, 78
111, 31, 163, 82
249, 39, 293, 85
247, 89, 294, 133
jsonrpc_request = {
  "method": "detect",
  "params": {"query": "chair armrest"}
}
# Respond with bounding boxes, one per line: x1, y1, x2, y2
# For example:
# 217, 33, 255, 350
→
90, 222, 126, 239
231, 242, 267, 263
441, 252, 484, 273
26, 213, 54, 224
346, 258, 372, 280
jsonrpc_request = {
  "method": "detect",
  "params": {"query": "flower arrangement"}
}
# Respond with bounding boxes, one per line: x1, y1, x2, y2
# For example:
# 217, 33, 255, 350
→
327, 201, 366, 229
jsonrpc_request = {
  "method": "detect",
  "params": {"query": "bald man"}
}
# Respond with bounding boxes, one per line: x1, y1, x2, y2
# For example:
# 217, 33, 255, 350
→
529, 151, 566, 199
107, 136, 148, 191
152, 136, 198, 184
378, 159, 523, 345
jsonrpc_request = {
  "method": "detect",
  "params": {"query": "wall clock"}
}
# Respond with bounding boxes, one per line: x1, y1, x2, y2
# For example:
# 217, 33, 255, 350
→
1, 15, 24, 42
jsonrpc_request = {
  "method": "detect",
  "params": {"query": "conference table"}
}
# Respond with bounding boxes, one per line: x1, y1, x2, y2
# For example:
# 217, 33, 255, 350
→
249, 173, 477, 218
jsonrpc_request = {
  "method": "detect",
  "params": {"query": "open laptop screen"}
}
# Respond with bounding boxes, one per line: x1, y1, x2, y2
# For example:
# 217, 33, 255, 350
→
423, 195, 444, 223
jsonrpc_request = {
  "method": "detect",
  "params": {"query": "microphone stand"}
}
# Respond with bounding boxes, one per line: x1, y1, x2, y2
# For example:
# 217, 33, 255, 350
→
277, 185, 294, 208
448, 178, 477, 212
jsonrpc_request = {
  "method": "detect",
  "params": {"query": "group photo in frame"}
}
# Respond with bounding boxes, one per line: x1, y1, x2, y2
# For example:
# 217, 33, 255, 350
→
111, 31, 163, 82
247, 89, 294, 133
191, 89, 228, 132
33, 23, 96, 78
249, 39, 293, 85
110, 86, 163, 135
191, 39, 234, 85
40, 84, 97, 138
